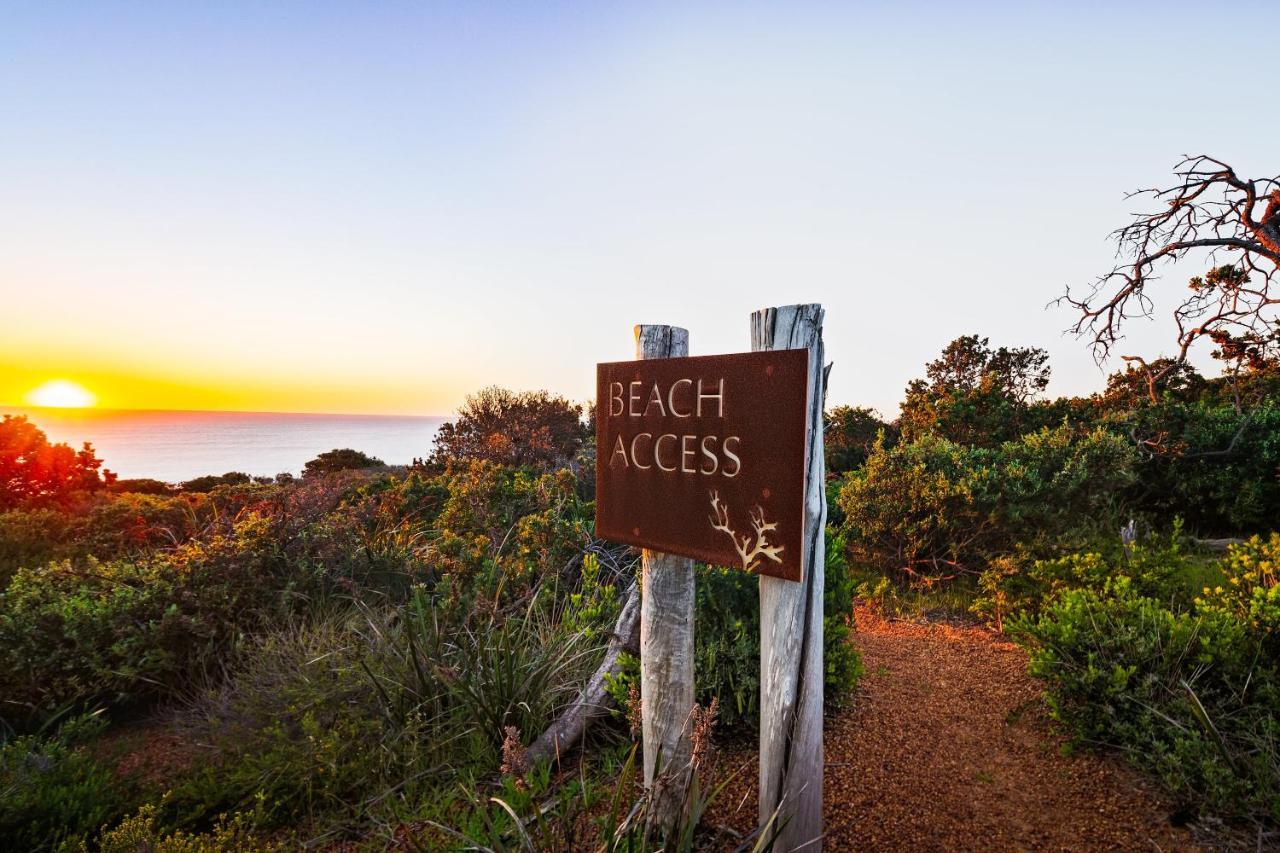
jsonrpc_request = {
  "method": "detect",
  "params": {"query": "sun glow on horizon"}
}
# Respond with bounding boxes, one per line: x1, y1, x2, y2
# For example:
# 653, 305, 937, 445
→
26, 379, 97, 409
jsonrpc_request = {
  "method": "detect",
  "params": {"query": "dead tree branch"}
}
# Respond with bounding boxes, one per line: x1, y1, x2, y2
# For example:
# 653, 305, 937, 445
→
1061, 155, 1280, 402
521, 580, 641, 768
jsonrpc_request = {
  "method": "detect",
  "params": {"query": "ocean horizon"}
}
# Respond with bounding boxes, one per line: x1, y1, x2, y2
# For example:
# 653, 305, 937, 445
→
3, 406, 446, 482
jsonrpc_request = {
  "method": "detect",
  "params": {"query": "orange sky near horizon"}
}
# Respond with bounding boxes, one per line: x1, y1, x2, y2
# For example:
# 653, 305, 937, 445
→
0, 353, 465, 416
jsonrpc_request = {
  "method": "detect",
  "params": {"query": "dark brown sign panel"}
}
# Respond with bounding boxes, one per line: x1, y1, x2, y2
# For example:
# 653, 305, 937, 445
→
595, 349, 809, 581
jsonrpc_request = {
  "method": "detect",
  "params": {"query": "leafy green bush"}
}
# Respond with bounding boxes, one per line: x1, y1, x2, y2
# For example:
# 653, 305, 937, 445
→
0, 489, 257, 590
302, 448, 385, 478
0, 713, 131, 852
429, 386, 585, 469
1015, 537, 1280, 823
694, 564, 761, 727
431, 460, 591, 604
839, 426, 1134, 577
0, 507, 72, 589
0, 514, 289, 722
1120, 399, 1280, 534
971, 522, 1213, 629
179, 472, 253, 493
1195, 534, 1280, 661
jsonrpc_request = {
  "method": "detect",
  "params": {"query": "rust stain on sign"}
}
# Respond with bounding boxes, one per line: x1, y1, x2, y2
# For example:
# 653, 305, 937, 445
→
595, 349, 809, 582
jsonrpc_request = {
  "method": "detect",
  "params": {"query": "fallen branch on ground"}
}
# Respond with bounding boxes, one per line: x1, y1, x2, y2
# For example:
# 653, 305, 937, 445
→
522, 580, 641, 768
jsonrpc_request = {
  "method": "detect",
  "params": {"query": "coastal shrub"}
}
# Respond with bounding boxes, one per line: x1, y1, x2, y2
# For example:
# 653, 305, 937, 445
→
839, 426, 1133, 577
896, 335, 1053, 447
970, 523, 1212, 628
92, 804, 283, 853
824, 405, 894, 475
0, 507, 73, 588
1195, 533, 1280, 655
430, 386, 586, 470
431, 461, 591, 606
0, 513, 289, 722
1015, 537, 1280, 823
0, 712, 131, 852
108, 477, 176, 495
302, 448, 385, 478
694, 564, 761, 727
0, 488, 266, 590
1121, 399, 1280, 535
179, 472, 252, 493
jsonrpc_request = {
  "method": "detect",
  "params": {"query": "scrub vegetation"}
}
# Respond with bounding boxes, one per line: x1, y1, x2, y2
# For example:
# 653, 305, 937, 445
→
0, 394, 858, 850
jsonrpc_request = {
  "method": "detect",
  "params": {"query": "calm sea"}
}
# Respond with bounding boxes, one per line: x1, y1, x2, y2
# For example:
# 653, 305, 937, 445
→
3, 407, 445, 482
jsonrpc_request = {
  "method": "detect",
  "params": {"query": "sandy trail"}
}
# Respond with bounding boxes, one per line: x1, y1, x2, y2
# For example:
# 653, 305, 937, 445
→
705, 604, 1199, 852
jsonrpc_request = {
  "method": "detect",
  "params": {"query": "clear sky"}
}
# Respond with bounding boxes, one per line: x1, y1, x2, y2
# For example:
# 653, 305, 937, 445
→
2, 1, 1276, 416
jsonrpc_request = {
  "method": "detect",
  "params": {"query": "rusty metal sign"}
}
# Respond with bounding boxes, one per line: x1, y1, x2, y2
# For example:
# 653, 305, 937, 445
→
595, 349, 809, 581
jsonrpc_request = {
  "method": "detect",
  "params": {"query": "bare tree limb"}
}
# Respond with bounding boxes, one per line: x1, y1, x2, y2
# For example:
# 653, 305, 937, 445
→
1061, 155, 1280, 402
521, 580, 641, 768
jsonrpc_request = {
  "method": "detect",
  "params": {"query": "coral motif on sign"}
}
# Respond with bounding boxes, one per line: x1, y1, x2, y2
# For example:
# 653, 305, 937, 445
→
708, 490, 785, 574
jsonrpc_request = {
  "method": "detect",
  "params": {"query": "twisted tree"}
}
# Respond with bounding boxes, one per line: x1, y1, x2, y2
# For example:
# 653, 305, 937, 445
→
1065, 155, 1280, 403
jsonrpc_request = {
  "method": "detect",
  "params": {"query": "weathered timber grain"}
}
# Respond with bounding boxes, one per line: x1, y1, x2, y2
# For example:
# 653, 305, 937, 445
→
752, 304, 826, 852
635, 324, 697, 835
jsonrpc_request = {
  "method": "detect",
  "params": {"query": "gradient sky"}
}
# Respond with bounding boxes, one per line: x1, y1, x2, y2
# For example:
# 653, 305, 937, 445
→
2, 1, 1276, 416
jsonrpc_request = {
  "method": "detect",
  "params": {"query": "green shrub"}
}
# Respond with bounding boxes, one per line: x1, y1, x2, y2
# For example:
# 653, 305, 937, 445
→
1120, 400, 1280, 534
1016, 541, 1280, 823
0, 713, 131, 852
179, 472, 252, 493
1196, 533, 1280, 649
823, 532, 863, 704
302, 448, 385, 478
971, 522, 1212, 628
92, 803, 282, 852
1, 490, 243, 590
0, 514, 289, 722
431, 460, 591, 606
0, 507, 72, 589
694, 564, 761, 727
840, 426, 1134, 577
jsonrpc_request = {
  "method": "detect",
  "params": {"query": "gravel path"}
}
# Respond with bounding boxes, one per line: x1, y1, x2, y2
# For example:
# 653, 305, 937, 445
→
705, 604, 1200, 851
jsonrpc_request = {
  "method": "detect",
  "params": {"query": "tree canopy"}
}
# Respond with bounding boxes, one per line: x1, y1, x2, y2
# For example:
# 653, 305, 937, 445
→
430, 386, 584, 469
0, 415, 113, 509
302, 448, 385, 478
898, 335, 1051, 446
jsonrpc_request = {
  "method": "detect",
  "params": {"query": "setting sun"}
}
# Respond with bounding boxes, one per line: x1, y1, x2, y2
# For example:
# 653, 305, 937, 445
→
27, 379, 97, 408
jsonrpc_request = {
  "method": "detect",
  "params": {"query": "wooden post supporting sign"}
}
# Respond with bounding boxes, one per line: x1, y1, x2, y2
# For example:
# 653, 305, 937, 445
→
634, 325, 696, 833
595, 314, 823, 848
753, 304, 826, 851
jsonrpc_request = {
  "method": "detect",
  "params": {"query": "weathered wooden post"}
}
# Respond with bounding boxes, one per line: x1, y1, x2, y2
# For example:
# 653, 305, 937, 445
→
596, 323, 812, 841
753, 304, 826, 851
634, 324, 696, 833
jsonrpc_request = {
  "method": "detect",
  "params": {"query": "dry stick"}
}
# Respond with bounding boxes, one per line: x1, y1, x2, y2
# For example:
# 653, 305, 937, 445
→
753, 304, 826, 852
634, 324, 697, 836
521, 580, 641, 767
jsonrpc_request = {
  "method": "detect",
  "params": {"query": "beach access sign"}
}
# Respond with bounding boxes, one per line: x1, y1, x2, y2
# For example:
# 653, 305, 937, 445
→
595, 349, 809, 582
